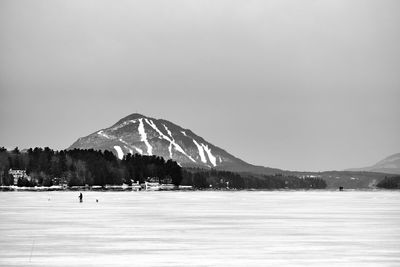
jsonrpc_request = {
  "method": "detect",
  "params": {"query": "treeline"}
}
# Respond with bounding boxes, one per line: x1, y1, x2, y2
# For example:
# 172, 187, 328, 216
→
0, 146, 327, 189
376, 176, 400, 189
182, 169, 327, 189
0, 147, 182, 186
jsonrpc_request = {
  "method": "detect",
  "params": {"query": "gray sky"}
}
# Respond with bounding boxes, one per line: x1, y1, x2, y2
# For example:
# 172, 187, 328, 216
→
1, 0, 399, 171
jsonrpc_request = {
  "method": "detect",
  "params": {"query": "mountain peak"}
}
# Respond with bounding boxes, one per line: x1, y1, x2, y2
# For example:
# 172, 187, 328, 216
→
69, 113, 254, 171
113, 113, 150, 125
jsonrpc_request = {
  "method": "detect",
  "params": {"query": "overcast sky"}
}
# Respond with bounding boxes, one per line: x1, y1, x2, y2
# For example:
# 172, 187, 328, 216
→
1, 0, 399, 171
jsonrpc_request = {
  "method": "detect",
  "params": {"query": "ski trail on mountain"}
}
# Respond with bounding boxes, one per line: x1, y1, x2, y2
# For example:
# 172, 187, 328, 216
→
202, 144, 217, 167
138, 118, 153, 155
113, 146, 124, 160
162, 124, 196, 162
193, 139, 207, 164
144, 119, 195, 162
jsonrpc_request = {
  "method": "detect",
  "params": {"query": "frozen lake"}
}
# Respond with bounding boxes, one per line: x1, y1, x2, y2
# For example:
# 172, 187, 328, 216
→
0, 191, 399, 266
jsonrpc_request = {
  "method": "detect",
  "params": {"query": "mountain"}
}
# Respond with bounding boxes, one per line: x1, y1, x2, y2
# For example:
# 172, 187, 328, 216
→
68, 113, 396, 188
346, 153, 400, 175
69, 113, 280, 174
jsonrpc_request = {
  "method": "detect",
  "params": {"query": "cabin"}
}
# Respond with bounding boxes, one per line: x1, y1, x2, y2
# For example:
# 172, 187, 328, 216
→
143, 181, 160, 191
8, 169, 29, 185
141, 177, 176, 191
52, 177, 68, 188
131, 181, 141, 191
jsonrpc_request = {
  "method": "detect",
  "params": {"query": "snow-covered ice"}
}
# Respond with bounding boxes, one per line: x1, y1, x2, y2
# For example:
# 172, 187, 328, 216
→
0, 191, 399, 267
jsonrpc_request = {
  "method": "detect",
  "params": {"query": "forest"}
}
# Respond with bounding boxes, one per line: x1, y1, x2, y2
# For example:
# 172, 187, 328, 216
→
0, 147, 327, 189
182, 168, 327, 189
0, 147, 182, 187
376, 176, 400, 189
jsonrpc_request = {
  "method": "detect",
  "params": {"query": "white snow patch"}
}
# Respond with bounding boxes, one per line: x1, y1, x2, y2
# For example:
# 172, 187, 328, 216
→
97, 130, 112, 139
168, 144, 173, 158
163, 124, 174, 138
181, 131, 187, 137
202, 144, 217, 167
193, 139, 207, 164
118, 138, 142, 155
219, 156, 223, 163
138, 118, 152, 155
111, 119, 137, 131
134, 147, 143, 154
119, 138, 129, 146
113, 146, 124, 160
123, 145, 134, 155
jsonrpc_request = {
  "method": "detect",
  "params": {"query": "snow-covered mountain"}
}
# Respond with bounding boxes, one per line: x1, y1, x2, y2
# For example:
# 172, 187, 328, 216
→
69, 113, 270, 172
346, 153, 400, 175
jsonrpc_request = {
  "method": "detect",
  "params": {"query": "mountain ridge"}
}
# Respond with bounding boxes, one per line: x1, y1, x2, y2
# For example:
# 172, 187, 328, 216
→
346, 153, 400, 175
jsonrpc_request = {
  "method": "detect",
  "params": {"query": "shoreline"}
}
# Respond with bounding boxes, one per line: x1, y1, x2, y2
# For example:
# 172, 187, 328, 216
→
0, 185, 392, 192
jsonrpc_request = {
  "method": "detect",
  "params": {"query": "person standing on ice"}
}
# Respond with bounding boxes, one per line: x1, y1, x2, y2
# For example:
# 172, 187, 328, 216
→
79, 192, 83, 203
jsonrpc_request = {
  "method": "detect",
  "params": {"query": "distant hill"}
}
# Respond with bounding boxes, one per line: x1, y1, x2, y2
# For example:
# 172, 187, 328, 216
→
346, 153, 400, 175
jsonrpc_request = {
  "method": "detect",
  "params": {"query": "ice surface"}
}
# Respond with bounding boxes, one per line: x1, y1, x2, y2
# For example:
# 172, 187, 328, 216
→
0, 191, 399, 267
113, 146, 124, 160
